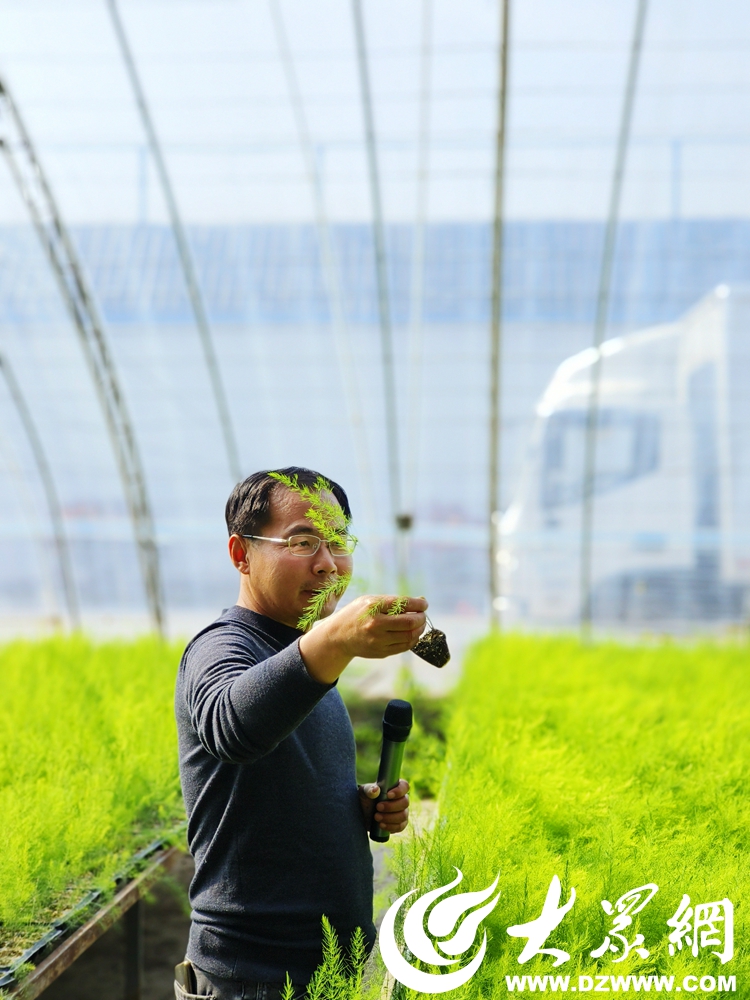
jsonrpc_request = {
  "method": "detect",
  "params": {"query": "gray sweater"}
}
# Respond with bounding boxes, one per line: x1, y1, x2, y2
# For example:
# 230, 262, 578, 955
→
174, 605, 375, 983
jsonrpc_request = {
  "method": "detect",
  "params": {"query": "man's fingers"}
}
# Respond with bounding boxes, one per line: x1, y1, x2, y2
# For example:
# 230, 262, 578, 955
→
349, 596, 429, 660
362, 595, 428, 616
375, 797, 409, 827
381, 612, 427, 632
388, 780, 409, 797
365, 615, 425, 657
371, 780, 410, 831
376, 794, 409, 814
375, 804, 409, 831
403, 596, 428, 612
375, 808, 408, 820
383, 595, 428, 614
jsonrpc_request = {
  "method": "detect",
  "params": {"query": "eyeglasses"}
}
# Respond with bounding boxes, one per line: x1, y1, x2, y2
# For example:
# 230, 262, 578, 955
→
242, 533, 357, 557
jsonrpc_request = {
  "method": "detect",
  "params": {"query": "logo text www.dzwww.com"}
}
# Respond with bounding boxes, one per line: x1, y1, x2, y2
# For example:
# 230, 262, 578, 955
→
504, 973, 737, 992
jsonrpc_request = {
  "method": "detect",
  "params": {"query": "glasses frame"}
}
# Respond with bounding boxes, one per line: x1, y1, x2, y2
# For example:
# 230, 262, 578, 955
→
241, 533, 357, 557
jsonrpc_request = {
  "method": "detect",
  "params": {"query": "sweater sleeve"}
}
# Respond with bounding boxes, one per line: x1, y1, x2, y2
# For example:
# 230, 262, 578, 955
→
182, 630, 336, 764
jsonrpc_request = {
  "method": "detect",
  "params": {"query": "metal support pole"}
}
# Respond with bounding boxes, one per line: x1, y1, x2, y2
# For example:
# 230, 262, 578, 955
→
0, 76, 165, 634
351, 0, 407, 587
269, 0, 380, 569
106, 0, 242, 485
402, 0, 433, 592
489, 0, 510, 628
579, 0, 648, 639
0, 352, 80, 628
124, 898, 144, 1000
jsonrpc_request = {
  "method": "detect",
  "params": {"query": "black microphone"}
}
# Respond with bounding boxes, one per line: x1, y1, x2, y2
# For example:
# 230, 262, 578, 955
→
369, 699, 413, 843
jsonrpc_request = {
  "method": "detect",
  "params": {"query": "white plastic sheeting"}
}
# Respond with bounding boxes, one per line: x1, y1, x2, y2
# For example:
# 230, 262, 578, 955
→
0, 0, 749, 632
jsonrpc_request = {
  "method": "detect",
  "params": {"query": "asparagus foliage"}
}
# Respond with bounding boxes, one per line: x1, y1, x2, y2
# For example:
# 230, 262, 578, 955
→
296, 574, 353, 633
302, 918, 368, 999
267, 471, 355, 632
357, 595, 408, 621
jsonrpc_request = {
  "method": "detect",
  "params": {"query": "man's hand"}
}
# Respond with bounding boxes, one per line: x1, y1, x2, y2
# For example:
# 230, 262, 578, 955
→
299, 595, 427, 684
358, 779, 410, 835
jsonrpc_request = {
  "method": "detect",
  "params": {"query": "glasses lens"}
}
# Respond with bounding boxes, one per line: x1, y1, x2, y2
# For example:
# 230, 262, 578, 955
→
287, 535, 321, 555
329, 535, 357, 555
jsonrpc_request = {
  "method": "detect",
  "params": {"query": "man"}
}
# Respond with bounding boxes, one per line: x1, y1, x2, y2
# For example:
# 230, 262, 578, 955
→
174, 467, 427, 999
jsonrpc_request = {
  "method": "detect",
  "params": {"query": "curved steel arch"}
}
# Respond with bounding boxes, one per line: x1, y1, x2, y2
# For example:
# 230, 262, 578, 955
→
106, 0, 242, 486
351, 0, 409, 587
268, 0, 380, 562
489, 0, 511, 629
0, 351, 80, 628
404, 0, 433, 529
579, 0, 649, 638
0, 76, 165, 634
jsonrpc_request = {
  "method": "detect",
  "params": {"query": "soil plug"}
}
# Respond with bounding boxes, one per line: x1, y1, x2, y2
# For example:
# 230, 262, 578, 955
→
412, 616, 450, 667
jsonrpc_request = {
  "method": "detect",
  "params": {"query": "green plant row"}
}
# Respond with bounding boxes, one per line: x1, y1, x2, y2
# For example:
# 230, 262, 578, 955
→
346, 687, 448, 798
0, 633, 447, 991
19, 631, 744, 998
0, 636, 186, 963
390, 635, 749, 999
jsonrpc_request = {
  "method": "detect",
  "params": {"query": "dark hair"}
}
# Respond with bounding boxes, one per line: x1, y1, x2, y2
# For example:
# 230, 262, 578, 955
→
225, 467, 352, 537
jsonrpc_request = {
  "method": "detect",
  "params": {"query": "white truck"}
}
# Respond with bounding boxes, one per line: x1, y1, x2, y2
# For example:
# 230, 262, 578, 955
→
500, 284, 750, 628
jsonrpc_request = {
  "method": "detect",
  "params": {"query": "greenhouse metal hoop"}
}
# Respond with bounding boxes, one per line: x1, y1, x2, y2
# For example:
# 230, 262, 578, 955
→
269, 0, 380, 556
0, 351, 80, 628
106, 0, 243, 486
403, 0, 434, 575
351, 0, 409, 584
489, 0, 511, 629
579, 0, 649, 638
0, 75, 166, 634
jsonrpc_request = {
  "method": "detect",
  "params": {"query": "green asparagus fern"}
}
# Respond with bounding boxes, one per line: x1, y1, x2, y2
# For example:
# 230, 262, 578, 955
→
302, 917, 369, 999
268, 471, 354, 546
267, 471, 355, 631
296, 573, 353, 633
357, 595, 408, 621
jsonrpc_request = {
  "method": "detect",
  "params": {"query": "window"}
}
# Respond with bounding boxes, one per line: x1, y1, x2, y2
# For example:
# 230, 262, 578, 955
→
541, 409, 660, 509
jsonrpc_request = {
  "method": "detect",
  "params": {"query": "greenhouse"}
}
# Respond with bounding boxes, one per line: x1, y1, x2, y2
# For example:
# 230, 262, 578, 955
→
0, 0, 748, 998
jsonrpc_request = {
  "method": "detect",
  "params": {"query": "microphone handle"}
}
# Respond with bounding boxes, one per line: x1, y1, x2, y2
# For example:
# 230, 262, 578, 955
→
369, 738, 406, 843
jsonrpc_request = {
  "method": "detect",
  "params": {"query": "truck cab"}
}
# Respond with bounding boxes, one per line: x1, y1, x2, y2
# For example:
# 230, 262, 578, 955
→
500, 285, 750, 629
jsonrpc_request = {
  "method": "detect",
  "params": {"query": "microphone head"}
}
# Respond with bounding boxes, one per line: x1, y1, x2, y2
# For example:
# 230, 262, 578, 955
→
384, 699, 412, 726
382, 698, 412, 742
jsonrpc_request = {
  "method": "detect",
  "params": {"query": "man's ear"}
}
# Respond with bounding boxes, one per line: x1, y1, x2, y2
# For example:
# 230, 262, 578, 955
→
228, 534, 250, 574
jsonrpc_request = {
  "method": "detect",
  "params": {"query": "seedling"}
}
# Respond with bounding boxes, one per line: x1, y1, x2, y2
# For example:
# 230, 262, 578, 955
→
357, 596, 449, 665
268, 471, 354, 547
267, 472, 450, 665
296, 574, 353, 633
357, 596, 408, 620
268, 471, 355, 632
298, 918, 368, 999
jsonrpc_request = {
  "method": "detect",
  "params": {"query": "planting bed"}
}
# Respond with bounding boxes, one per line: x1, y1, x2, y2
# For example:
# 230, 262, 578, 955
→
0, 636, 187, 990
392, 635, 749, 998
0, 634, 445, 996
9, 630, 739, 997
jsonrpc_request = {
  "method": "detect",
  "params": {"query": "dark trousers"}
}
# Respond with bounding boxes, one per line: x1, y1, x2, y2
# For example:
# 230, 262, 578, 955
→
174, 961, 308, 1000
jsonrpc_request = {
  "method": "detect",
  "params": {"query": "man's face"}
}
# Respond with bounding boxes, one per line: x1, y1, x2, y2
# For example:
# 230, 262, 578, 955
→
233, 485, 353, 629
